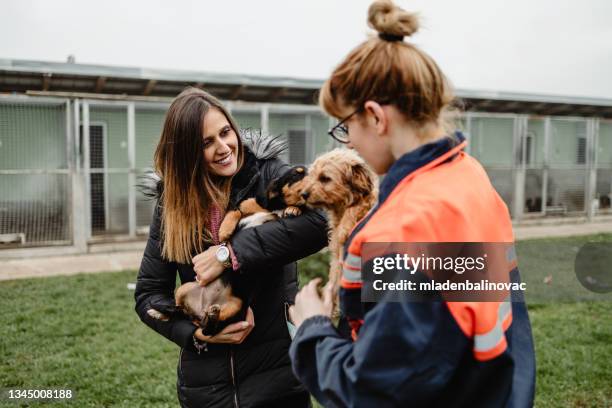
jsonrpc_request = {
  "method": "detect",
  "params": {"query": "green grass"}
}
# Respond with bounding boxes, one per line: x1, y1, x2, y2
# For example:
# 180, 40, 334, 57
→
0, 271, 177, 407
517, 234, 612, 303
1, 235, 611, 407
530, 302, 611, 407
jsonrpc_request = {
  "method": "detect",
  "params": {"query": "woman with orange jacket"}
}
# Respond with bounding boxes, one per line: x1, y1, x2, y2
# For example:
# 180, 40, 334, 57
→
289, 1, 536, 407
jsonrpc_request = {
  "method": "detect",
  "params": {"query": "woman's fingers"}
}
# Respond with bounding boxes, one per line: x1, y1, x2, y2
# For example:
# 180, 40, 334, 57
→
193, 260, 224, 286
192, 246, 225, 286
191, 247, 214, 265
236, 323, 254, 343
295, 278, 322, 305
221, 322, 253, 343
305, 278, 322, 294
322, 281, 334, 315
199, 307, 255, 344
196, 268, 221, 286
217, 308, 254, 334
221, 320, 252, 335
245, 307, 255, 326
292, 278, 331, 328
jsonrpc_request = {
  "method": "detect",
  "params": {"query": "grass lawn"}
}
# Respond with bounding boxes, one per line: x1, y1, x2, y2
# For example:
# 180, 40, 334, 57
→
1, 234, 611, 407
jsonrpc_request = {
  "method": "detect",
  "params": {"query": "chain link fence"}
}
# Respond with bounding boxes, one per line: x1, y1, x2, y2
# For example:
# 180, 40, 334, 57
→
595, 120, 612, 215
468, 115, 516, 217
1, 95, 610, 252
464, 114, 600, 219
0, 97, 71, 248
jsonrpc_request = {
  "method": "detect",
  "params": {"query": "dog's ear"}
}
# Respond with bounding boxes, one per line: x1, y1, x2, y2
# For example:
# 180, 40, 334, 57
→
266, 177, 282, 200
294, 166, 307, 176
350, 162, 374, 197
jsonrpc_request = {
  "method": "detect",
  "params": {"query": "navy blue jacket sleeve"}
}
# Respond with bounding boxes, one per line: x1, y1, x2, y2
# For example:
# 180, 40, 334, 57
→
289, 301, 463, 407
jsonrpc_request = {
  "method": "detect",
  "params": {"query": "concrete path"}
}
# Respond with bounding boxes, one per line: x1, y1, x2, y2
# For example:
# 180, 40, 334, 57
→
0, 250, 144, 281
1, 221, 611, 281
513, 220, 612, 240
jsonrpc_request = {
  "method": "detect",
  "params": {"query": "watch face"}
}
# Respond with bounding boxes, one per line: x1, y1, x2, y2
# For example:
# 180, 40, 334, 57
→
216, 246, 230, 262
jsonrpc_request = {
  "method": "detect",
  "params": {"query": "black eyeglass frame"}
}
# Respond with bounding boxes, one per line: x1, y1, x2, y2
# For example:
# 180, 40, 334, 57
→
327, 106, 364, 144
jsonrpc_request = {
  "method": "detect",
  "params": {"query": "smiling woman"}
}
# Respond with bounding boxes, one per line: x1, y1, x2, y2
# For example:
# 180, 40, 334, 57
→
134, 87, 328, 407
202, 110, 240, 177
153, 89, 246, 264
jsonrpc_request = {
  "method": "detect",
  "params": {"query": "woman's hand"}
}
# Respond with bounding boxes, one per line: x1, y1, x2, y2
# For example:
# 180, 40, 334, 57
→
193, 245, 225, 286
290, 279, 333, 329
194, 307, 255, 344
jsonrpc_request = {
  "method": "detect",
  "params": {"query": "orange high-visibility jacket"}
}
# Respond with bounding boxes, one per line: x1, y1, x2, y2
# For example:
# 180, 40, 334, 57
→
290, 133, 536, 408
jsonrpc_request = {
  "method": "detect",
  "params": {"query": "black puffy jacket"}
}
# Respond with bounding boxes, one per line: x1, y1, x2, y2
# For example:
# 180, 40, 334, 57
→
134, 137, 328, 407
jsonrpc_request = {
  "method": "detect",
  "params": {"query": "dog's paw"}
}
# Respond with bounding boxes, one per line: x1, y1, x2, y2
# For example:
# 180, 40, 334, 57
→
147, 308, 170, 321
282, 206, 302, 218
219, 210, 242, 242
218, 229, 231, 244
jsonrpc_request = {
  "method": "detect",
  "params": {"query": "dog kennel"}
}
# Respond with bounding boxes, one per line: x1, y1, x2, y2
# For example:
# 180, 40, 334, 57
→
1, 59, 611, 255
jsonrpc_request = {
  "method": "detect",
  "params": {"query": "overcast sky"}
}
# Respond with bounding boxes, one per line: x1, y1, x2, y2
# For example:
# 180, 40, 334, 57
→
2, 0, 611, 99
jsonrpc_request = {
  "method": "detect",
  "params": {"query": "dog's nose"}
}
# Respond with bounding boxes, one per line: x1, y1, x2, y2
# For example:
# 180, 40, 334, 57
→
301, 191, 310, 200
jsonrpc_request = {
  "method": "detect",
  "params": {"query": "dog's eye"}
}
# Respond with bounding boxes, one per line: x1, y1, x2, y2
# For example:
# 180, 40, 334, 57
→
318, 175, 331, 183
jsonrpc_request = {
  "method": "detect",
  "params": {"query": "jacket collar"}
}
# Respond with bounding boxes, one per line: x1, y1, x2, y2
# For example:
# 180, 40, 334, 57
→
229, 131, 289, 206
229, 147, 261, 207
378, 131, 466, 204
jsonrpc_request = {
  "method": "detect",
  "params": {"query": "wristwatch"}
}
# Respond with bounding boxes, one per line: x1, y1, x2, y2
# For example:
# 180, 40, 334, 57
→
215, 243, 232, 269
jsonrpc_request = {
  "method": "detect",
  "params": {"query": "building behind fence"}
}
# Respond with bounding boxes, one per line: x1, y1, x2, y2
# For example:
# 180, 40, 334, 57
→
1, 59, 611, 256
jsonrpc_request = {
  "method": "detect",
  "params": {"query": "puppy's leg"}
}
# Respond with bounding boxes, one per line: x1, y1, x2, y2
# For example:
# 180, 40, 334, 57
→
219, 198, 271, 242
328, 236, 343, 318
147, 308, 170, 321
328, 258, 342, 320
219, 210, 243, 243
282, 206, 302, 217
239, 197, 267, 214
219, 295, 243, 321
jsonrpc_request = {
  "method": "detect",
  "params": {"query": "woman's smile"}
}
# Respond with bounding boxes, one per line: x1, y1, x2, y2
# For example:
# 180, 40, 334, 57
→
213, 151, 234, 166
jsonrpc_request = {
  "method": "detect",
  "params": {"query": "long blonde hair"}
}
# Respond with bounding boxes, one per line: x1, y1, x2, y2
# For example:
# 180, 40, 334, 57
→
154, 88, 244, 263
319, 0, 456, 131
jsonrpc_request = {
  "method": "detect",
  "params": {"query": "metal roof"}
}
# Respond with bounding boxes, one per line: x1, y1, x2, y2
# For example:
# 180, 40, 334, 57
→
2, 58, 612, 118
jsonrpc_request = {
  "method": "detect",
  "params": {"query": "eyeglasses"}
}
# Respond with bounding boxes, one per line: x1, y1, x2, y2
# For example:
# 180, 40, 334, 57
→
327, 107, 363, 144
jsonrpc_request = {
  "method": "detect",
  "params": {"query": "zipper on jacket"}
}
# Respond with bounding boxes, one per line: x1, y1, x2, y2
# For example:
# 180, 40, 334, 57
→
230, 347, 239, 408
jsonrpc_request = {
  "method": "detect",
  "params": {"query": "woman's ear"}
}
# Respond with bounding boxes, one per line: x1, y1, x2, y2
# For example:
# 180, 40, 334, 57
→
364, 101, 388, 137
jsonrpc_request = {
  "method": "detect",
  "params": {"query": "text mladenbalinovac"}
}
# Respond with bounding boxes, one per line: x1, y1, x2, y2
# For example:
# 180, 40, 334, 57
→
370, 254, 526, 292
372, 279, 526, 292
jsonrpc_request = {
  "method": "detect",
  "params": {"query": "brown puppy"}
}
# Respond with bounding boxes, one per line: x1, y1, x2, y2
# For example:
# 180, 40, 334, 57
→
147, 278, 243, 335
218, 165, 308, 242
300, 149, 378, 305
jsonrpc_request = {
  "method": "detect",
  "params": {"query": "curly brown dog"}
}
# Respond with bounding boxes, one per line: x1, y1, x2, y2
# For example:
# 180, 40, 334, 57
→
299, 149, 378, 305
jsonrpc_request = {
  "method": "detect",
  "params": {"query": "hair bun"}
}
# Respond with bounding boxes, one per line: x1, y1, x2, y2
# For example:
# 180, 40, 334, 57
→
367, 0, 419, 39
